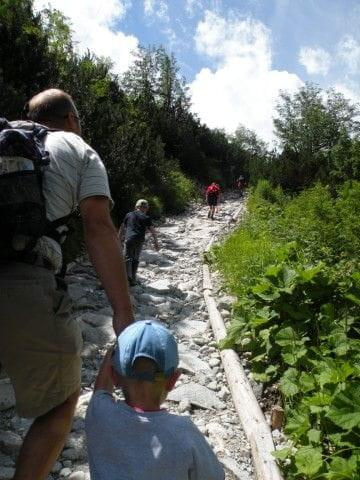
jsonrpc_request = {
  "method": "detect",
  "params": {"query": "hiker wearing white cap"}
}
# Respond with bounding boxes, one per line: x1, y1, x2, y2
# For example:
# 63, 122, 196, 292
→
119, 199, 159, 286
85, 320, 225, 480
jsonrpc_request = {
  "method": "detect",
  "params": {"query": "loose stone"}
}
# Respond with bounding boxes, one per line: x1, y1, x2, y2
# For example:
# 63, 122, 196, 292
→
209, 358, 221, 368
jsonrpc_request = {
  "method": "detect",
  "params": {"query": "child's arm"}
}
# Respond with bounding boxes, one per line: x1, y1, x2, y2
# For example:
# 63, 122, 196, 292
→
94, 348, 114, 392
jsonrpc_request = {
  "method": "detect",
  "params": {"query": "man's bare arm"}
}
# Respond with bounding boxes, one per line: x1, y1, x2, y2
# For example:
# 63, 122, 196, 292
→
80, 196, 134, 335
94, 349, 114, 392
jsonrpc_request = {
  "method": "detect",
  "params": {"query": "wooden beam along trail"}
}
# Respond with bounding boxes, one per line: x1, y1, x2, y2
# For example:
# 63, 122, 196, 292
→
203, 212, 284, 480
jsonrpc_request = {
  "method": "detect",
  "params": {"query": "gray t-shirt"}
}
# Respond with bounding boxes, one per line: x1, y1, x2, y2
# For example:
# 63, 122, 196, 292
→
85, 391, 225, 480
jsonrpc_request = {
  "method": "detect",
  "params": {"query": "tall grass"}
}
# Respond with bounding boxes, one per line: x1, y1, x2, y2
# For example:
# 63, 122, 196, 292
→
215, 180, 360, 297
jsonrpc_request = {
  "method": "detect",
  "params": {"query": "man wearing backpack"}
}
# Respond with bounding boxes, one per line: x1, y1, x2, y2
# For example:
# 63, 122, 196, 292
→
0, 89, 133, 480
205, 182, 221, 220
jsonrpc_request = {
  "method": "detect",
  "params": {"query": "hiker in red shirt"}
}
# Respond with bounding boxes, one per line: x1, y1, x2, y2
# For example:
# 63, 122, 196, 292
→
206, 182, 221, 220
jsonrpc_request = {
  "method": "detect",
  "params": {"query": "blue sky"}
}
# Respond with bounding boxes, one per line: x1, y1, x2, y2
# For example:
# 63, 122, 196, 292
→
117, 1, 360, 84
34, 0, 360, 144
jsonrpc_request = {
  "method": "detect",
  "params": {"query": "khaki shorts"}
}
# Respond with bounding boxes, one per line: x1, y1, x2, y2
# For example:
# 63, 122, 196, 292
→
0, 262, 82, 418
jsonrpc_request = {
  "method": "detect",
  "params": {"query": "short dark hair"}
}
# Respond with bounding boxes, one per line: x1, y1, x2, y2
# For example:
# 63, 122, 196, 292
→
26, 89, 76, 123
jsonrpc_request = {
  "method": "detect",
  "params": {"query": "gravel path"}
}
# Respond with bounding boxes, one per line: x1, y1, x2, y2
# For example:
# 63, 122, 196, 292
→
0, 195, 253, 480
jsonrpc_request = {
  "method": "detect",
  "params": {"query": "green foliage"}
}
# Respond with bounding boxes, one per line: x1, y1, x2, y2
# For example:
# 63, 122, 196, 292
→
158, 169, 198, 213
0, 0, 247, 257
0, 0, 59, 117
272, 83, 360, 190
146, 196, 164, 218
215, 182, 360, 479
0, 1, 244, 216
253, 179, 286, 205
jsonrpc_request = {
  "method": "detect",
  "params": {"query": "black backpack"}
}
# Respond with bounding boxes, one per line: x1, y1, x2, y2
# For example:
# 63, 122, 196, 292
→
0, 119, 51, 260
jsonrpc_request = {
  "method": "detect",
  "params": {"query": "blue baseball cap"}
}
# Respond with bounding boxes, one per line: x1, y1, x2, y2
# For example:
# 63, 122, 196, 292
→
112, 320, 179, 381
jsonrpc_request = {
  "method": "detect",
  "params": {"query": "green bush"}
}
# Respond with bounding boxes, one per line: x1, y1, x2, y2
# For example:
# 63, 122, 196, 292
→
147, 195, 164, 218
336, 181, 360, 257
254, 179, 285, 204
213, 226, 278, 297
159, 169, 198, 213
215, 180, 360, 479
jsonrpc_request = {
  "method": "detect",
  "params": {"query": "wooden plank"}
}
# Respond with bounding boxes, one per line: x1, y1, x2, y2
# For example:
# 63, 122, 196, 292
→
203, 264, 213, 291
203, 268, 284, 480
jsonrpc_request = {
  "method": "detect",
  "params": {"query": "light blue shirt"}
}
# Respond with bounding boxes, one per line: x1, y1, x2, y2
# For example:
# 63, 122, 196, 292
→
85, 391, 225, 480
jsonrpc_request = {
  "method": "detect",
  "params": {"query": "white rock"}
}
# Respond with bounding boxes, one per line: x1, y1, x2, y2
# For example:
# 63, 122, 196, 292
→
220, 309, 230, 319
0, 466, 15, 480
209, 358, 221, 368
147, 279, 173, 294
60, 467, 72, 477
218, 387, 229, 400
178, 398, 191, 413
207, 422, 228, 438
179, 353, 212, 375
173, 319, 207, 337
168, 383, 225, 410
69, 472, 86, 480
207, 381, 219, 391
0, 431, 22, 455
221, 456, 251, 479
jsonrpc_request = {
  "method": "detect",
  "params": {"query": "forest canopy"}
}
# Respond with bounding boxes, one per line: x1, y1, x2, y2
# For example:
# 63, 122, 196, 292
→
0, 0, 251, 219
1, 0, 359, 220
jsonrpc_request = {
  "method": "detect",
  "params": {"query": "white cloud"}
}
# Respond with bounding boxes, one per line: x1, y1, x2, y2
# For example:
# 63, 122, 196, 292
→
185, 0, 205, 16
33, 0, 138, 75
143, 0, 169, 22
337, 35, 360, 74
334, 82, 360, 105
189, 11, 302, 144
299, 46, 331, 75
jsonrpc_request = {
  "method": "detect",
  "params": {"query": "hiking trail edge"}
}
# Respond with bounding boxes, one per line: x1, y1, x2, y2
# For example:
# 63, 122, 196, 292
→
0, 195, 252, 480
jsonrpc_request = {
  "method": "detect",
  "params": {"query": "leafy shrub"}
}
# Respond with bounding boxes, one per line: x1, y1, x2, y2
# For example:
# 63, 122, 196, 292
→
158, 169, 198, 213
147, 195, 164, 218
335, 181, 360, 257
254, 179, 285, 204
223, 262, 360, 479
213, 226, 278, 297
215, 181, 360, 479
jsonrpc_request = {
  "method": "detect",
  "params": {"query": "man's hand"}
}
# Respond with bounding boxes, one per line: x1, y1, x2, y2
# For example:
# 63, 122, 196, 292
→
94, 346, 115, 392
113, 311, 132, 336
80, 196, 134, 335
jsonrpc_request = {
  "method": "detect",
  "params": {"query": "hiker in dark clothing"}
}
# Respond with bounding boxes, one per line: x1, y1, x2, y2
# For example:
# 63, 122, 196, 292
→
119, 199, 159, 286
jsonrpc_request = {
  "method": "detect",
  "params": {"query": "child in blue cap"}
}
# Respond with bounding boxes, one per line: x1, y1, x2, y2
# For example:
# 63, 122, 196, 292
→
85, 320, 225, 480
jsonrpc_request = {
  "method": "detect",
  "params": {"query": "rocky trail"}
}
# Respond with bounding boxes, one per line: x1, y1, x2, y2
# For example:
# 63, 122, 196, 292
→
0, 195, 254, 480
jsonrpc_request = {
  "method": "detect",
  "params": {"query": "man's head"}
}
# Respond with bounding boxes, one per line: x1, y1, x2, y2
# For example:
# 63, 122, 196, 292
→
25, 89, 81, 136
111, 320, 180, 402
135, 199, 149, 212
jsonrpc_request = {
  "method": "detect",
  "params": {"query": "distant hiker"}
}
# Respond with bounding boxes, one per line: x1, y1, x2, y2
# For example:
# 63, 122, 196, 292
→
85, 320, 225, 480
206, 182, 221, 219
0, 89, 133, 480
119, 199, 159, 286
236, 176, 245, 197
